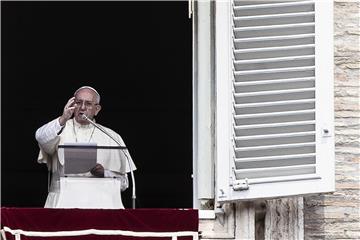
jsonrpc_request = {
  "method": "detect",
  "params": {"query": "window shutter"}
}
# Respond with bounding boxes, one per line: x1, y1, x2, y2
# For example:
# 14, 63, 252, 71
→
215, 0, 334, 202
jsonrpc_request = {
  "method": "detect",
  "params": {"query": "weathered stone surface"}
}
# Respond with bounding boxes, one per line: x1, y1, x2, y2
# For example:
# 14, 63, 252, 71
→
335, 135, 360, 147
265, 198, 303, 240
334, 87, 359, 97
237, 202, 255, 240
335, 110, 360, 118
334, 67, 360, 87
335, 95, 360, 102
335, 146, 360, 155
335, 118, 360, 129
334, 1, 360, 36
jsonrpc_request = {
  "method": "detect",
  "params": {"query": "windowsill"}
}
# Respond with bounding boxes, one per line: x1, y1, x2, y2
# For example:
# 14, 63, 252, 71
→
198, 210, 215, 219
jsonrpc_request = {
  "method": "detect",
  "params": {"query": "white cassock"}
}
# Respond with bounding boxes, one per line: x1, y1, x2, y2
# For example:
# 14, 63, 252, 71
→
36, 118, 136, 209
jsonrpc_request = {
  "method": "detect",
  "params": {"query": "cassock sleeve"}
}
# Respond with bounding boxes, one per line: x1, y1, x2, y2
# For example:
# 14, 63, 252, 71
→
35, 118, 63, 163
114, 133, 137, 174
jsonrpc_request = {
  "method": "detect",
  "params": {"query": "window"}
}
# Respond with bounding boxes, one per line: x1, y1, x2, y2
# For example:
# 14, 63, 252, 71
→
215, 0, 334, 202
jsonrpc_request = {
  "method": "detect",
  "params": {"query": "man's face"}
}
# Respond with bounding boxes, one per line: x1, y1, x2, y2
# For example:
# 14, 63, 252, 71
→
73, 89, 101, 125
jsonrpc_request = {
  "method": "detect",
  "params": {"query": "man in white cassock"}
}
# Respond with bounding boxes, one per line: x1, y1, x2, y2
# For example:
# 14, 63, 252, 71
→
35, 86, 136, 209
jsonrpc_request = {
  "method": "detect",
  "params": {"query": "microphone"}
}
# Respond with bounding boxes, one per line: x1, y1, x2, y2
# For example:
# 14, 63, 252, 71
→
81, 114, 137, 209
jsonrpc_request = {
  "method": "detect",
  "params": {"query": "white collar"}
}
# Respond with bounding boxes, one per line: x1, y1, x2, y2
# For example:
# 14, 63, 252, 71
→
72, 118, 95, 129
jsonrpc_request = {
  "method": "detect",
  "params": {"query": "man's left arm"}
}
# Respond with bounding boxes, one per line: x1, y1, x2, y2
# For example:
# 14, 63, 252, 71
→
105, 170, 129, 192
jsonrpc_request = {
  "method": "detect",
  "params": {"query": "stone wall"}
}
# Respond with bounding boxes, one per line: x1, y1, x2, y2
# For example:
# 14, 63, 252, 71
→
304, 1, 360, 239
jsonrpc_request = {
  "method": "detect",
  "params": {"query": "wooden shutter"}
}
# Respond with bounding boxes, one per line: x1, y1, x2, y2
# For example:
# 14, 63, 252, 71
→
215, 0, 334, 202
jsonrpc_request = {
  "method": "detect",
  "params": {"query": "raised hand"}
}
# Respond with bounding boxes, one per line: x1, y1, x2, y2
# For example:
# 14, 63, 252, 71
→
59, 97, 76, 126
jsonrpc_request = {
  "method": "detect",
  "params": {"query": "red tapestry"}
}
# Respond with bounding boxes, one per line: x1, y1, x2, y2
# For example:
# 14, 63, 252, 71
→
1, 208, 198, 240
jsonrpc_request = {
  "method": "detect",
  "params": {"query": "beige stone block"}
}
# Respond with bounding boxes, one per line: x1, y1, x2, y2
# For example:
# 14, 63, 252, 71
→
334, 1, 360, 15
335, 118, 360, 128
334, 67, 360, 87
335, 63, 360, 70
334, 3, 360, 35
335, 135, 360, 147
335, 126, 360, 135
335, 161, 360, 172
335, 153, 360, 163
304, 196, 324, 208
335, 110, 360, 117
335, 182, 360, 190
335, 178, 359, 185
345, 63, 360, 69
335, 176, 359, 185
335, 86, 359, 97
328, 193, 359, 204
335, 56, 359, 65
335, 0, 360, 4
344, 231, 360, 239
335, 161, 360, 171
321, 196, 360, 207
335, 146, 360, 155
335, 102, 360, 112
319, 206, 359, 219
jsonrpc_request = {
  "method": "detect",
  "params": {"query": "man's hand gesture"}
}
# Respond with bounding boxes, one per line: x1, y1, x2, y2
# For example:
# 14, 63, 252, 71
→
59, 97, 76, 126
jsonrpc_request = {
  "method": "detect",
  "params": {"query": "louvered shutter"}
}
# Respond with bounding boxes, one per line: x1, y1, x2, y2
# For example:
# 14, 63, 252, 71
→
215, 0, 334, 202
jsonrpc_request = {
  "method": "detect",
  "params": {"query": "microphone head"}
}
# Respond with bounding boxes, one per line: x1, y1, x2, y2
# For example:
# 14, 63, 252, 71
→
80, 113, 88, 120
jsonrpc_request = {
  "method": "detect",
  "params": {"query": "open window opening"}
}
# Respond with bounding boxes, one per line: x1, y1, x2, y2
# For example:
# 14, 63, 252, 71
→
2, 1, 193, 209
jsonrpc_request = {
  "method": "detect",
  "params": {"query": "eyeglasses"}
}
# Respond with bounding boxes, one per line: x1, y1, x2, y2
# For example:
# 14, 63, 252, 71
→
74, 99, 99, 109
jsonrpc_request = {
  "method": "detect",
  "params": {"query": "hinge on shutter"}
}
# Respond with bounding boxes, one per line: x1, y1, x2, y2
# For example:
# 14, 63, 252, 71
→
233, 178, 249, 191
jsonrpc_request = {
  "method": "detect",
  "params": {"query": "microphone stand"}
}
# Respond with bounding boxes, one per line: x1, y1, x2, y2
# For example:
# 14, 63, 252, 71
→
82, 115, 136, 209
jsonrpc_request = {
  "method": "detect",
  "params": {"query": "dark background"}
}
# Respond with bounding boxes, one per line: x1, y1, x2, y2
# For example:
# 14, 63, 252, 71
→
1, 1, 192, 208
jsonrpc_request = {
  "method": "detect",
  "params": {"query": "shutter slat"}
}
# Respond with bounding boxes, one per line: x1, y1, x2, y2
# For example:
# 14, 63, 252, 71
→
235, 164, 316, 179
234, 11, 314, 21
235, 153, 316, 163
234, 82, 315, 94
236, 155, 315, 169
234, 33, 315, 43
233, 1, 314, 11
234, 99, 315, 108
235, 145, 315, 159
234, 109, 315, 119
235, 131, 315, 141
234, 10, 315, 27
235, 122, 315, 137
234, 45, 315, 60
234, 87, 315, 97
234, 120, 315, 130
233, 22, 314, 32
235, 142, 315, 152
235, 59, 314, 71
234, 34, 315, 50
234, 2, 314, 18
234, 44, 314, 54
234, 25, 314, 38
235, 134, 315, 148
234, 66, 315, 76
234, 55, 314, 65
234, 77, 315, 86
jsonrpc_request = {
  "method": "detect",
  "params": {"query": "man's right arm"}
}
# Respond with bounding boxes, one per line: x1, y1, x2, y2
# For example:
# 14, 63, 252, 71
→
35, 118, 63, 155
36, 96, 76, 155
